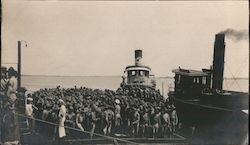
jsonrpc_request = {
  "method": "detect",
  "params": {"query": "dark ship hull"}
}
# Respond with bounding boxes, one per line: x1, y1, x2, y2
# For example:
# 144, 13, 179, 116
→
169, 91, 248, 145
169, 91, 248, 126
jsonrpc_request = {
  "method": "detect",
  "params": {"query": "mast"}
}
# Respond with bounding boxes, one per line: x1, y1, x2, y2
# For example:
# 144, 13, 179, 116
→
162, 81, 164, 96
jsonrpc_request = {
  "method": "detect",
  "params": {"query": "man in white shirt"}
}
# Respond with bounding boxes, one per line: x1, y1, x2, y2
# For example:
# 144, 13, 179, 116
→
6, 67, 18, 104
25, 97, 35, 134
58, 99, 66, 139
162, 109, 171, 137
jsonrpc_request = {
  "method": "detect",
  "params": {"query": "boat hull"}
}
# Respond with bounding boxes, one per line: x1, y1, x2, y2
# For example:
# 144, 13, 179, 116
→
169, 91, 248, 126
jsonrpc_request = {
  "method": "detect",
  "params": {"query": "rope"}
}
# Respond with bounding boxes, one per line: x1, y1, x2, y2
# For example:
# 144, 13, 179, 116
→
232, 56, 248, 78
224, 55, 248, 91
225, 63, 243, 92
14, 113, 139, 145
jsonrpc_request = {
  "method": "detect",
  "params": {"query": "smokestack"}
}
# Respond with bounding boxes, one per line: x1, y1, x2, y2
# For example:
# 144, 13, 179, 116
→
135, 50, 142, 66
212, 34, 225, 91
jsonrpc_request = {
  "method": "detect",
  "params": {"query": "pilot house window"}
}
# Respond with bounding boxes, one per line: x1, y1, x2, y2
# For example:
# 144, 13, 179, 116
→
177, 75, 181, 84
132, 71, 136, 76
193, 77, 200, 83
139, 71, 144, 76
202, 77, 206, 85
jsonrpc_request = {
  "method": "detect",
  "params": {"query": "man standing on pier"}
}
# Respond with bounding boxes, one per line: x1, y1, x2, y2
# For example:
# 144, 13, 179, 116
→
25, 97, 35, 134
1, 67, 8, 143
2, 103, 20, 145
58, 99, 66, 140
6, 67, 18, 104
114, 99, 122, 134
103, 107, 114, 136
170, 104, 178, 136
152, 108, 161, 138
131, 107, 140, 137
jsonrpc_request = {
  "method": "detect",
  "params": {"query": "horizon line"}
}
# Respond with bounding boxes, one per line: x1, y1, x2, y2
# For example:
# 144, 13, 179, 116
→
21, 74, 248, 79
21, 74, 173, 78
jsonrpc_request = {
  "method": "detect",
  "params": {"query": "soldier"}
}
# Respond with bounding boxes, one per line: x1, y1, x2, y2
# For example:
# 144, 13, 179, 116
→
152, 108, 161, 138
25, 97, 36, 134
90, 108, 99, 139
103, 108, 114, 136
2, 103, 20, 145
162, 108, 171, 138
75, 107, 84, 131
131, 107, 140, 137
114, 99, 122, 133
42, 103, 51, 121
141, 108, 150, 138
1, 67, 8, 143
58, 99, 66, 140
1, 67, 8, 102
170, 104, 178, 135
65, 105, 75, 137
6, 67, 18, 104
47, 106, 58, 140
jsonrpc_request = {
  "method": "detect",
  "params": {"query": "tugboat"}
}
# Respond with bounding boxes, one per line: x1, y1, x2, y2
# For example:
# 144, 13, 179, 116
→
168, 33, 249, 126
121, 49, 156, 89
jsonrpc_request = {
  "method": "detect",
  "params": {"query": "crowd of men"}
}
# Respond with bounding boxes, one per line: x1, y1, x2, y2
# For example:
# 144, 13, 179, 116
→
31, 85, 179, 140
0, 66, 180, 144
0, 67, 20, 145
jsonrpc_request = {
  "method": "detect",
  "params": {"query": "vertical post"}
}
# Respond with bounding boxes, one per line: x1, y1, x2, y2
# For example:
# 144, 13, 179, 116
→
17, 40, 21, 90
162, 81, 164, 97
0, 28, 2, 143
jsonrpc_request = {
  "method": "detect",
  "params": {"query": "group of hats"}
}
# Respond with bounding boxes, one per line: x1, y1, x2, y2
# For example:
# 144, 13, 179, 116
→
1, 67, 17, 75
1, 67, 7, 73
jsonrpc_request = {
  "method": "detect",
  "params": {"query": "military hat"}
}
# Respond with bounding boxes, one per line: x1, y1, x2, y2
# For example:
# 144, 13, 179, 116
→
115, 99, 120, 104
58, 99, 65, 104
69, 105, 74, 110
8, 67, 17, 76
1, 67, 7, 73
171, 104, 176, 109
27, 97, 33, 101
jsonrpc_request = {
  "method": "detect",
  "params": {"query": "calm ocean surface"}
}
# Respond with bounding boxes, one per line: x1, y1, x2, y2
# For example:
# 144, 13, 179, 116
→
22, 75, 248, 97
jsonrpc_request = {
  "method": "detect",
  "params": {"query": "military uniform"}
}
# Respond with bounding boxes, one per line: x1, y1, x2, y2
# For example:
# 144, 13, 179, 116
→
152, 111, 161, 138
162, 112, 171, 137
131, 109, 140, 137
2, 105, 20, 145
141, 110, 150, 137
103, 109, 114, 135
170, 107, 178, 134
58, 100, 66, 139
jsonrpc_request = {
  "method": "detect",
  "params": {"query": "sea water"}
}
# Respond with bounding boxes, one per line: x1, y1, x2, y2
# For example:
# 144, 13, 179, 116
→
22, 75, 249, 96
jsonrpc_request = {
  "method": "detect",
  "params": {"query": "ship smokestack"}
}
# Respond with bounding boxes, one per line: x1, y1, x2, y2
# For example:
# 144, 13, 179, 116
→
212, 34, 225, 91
135, 49, 142, 66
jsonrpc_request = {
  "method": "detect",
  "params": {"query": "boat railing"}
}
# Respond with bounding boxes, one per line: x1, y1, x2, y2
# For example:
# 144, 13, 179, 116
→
15, 111, 187, 145
15, 112, 139, 145
122, 75, 156, 88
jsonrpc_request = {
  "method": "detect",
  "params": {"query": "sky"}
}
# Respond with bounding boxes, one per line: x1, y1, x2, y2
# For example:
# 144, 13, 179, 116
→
2, 0, 249, 78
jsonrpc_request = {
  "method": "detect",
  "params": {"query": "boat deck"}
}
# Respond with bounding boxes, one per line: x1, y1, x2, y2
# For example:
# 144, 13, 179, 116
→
21, 133, 187, 145
18, 112, 187, 145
